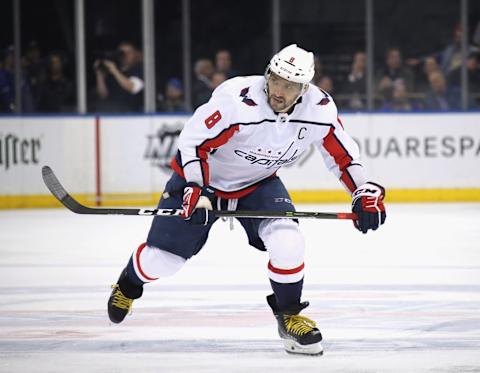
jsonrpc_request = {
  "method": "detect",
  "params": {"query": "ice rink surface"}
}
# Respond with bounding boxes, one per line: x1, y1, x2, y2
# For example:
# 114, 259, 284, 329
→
1, 203, 480, 372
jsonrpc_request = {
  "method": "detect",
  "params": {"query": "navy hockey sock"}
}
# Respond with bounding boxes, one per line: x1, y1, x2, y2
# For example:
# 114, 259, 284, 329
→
116, 257, 145, 299
269, 278, 304, 310
125, 256, 146, 286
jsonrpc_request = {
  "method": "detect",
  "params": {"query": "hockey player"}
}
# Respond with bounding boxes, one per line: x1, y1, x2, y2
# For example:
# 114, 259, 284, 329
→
108, 44, 386, 356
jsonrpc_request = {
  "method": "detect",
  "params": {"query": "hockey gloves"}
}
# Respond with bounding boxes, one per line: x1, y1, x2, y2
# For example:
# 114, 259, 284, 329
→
181, 182, 215, 225
352, 182, 386, 234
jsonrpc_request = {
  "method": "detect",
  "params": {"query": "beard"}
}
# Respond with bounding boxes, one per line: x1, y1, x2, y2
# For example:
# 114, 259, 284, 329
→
268, 95, 290, 112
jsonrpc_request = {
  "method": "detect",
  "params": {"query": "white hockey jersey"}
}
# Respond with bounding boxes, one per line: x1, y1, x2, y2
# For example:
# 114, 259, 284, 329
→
172, 75, 367, 198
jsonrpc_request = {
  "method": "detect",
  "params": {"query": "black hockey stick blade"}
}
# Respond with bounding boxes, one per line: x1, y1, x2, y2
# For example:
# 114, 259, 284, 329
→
42, 165, 357, 220
42, 165, 178, 216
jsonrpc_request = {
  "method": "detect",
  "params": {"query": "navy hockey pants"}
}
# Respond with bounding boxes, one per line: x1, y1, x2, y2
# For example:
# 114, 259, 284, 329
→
146, 172, 296, 260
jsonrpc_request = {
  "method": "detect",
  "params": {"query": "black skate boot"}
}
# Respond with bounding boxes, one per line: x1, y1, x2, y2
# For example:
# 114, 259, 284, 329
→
267, 293, 323, 355
108, 269, 143, 323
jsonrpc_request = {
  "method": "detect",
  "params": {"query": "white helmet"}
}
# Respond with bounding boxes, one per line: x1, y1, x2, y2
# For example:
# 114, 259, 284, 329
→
267, 44, 315, 84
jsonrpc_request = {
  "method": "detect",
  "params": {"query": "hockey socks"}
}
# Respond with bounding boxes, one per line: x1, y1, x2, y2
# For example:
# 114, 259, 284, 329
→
108, 267, 144, 324
269, 278, 303, 310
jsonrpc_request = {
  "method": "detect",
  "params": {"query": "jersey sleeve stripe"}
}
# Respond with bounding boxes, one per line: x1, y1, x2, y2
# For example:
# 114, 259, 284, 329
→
340, 167, 357, 193
322, 126, 354, 171
170, 156, 185, 178
196, 124, 240, 184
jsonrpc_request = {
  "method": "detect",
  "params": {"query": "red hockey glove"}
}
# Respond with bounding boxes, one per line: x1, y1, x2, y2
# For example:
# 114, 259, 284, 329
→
181, 182, 215, 225
352, 182, 386, 234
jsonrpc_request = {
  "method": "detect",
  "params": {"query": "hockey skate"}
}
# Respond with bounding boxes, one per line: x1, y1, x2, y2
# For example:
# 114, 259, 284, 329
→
108, 269, 143, 323
267, 294, 323, 356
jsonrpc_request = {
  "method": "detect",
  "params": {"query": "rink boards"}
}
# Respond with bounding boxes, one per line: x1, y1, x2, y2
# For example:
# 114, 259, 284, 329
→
1, 113, 479, 208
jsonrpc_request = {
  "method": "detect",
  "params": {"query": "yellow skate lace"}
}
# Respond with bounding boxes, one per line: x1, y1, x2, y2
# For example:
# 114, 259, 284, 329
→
111, 284, 133, 312
284, 315, 317, 336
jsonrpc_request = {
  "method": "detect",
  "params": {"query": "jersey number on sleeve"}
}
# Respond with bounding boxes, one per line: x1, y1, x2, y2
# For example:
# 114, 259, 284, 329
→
205, 110, 222, 129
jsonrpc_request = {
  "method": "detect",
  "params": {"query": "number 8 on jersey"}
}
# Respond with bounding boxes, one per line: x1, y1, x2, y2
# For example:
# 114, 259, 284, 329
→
204, 110, 222, 129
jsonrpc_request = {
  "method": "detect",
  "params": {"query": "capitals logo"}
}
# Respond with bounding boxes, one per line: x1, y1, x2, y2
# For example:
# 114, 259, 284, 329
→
144, 122, 183, 173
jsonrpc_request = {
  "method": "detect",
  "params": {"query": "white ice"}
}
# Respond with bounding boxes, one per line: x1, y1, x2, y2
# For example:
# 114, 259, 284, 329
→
1, 203, 480, 372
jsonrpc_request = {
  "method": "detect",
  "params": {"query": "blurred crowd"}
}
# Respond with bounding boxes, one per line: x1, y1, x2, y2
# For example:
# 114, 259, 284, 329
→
157, 49, 236, 112
326, 24, 480, 111
0, 41, 74, 112
1, 24, 480, 114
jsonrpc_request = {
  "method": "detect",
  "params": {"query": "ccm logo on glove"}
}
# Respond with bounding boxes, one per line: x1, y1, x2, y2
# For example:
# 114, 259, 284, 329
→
351, 182, 386, 234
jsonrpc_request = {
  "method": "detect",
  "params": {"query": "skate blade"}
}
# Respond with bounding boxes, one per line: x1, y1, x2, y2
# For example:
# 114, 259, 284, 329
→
283, 339, 323, 356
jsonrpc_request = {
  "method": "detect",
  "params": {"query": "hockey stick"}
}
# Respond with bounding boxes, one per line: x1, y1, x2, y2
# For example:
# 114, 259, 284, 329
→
42, 166, 357, 220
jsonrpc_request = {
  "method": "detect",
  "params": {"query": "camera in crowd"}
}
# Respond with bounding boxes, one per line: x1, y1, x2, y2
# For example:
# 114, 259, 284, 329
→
94, 49, 125, 73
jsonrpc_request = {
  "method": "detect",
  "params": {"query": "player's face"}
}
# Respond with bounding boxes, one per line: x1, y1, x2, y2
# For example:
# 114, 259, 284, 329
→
267, 73, 303, 112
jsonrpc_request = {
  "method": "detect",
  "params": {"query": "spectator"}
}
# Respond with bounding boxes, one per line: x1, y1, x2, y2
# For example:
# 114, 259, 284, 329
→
423, 71, 460, 110
437, 24, 478, 78
211, 71, 227, 89
36, 52, 74, 112
23, 40, 47, 102
376, 48, 414, 107
94, 41, 144, 112
449, 52, 480, 91
344, 51, 366, 109
192, 58, 214, 109
215, 49, 238, 78
0, 46, 34, 112
416, 56, 441, 94
466, 53, 480, 106
312, 56, 322, 84
466, 53, 480, 93
316, 76, 334, 94
312, 56, 332, 87
381, 83, 416, 111
157, 78, 186, 112
446, 51, 480, 109
407, 23, 480, 84
0, 49, 13, 112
